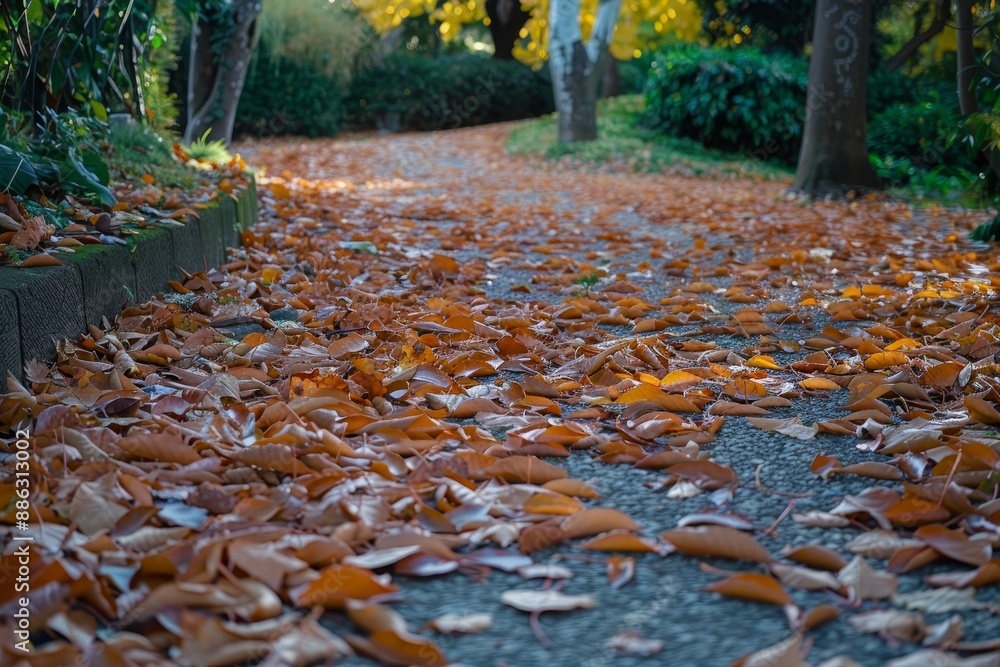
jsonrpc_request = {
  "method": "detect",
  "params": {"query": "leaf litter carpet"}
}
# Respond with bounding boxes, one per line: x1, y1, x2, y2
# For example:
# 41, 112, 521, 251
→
3, 124, 1000, 666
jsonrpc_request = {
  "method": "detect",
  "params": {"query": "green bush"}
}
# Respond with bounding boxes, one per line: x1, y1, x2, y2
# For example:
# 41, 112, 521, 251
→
867, 92, 978, 189
236, 46, 346, 137
642, 45, 808, 163
234, 0, 375, 137
346, 53, 554, 132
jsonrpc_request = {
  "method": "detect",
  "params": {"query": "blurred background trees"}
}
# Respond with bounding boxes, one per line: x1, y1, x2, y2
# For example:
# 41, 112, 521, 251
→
2, 0, 1000, 206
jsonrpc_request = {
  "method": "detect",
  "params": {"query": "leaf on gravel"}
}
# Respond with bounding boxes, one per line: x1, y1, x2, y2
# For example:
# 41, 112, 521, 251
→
845, 530, 922, 560
703, 572, 792, 605
607, 630, 663, 656
425, 613, 493, 635
850, 609, 926, 642
560, 508, 641, 539
837, 556, 898, 601
607, 556, 635, 589
732, 633, 807, 667
661, 526, 772, 563
517, 563, 574, 580
925, 561, 1000, 588
781, 545, 847, 572
769, 563, 843, 592
578, 530, 664, 553
745, 416, 818, 440
884, 650, 1000, 667
347, 629, 448, 667
500, 589, 597, 613
914, 524, 992, 566
798, 604, 841, 632
892, 587, 991, 614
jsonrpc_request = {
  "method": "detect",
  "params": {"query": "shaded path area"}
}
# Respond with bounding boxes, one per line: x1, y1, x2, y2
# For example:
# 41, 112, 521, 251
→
3, 124, 999, 667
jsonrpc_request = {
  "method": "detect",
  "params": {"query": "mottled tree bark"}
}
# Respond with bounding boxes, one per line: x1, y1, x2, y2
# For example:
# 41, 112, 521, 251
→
792, 0, 880, 197
184, 0, 262, 145
486, 0, 531, 60
548, 0, 622, 143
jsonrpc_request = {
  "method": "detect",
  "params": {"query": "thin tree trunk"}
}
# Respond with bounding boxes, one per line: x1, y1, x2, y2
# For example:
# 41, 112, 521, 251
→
886, 0, 948, 72
955, 0, 1000, 180
792, 0, 880, 197
956, 0, 978, 115
548, 0, 622, 143
184, 0, 261, 146
486, 0, 530, 60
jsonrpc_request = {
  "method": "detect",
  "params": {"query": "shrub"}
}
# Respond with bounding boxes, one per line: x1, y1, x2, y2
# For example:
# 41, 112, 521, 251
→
236, 47, 346, 137
234, 0, 375, 137
346, 53, 554, 132
867, 92, 978, 189
642, 45, 808, 163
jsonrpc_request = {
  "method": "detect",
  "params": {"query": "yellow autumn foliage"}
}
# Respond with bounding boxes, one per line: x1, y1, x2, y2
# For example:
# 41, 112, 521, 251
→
352, 0, 702, 67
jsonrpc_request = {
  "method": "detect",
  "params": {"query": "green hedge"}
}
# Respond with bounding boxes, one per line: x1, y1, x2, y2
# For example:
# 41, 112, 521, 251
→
868, 92, 978, 189
235, 43, 345, 138
346, 53, 554, 132
642, 45, 809, 163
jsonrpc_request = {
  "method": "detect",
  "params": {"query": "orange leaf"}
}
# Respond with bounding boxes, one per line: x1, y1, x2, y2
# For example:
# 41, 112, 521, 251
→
864, 351, 909, 370
703, 572, 791, 605
798, 377, 841, 391
561, 508, 641, 539
524, 493, 584, 516
965, 395, 1000, 425
19, 253, 62, 267
295, 565, 398, 608
661, 526, 772, 563
745, 354, 781, 370
578, 531, 661, 553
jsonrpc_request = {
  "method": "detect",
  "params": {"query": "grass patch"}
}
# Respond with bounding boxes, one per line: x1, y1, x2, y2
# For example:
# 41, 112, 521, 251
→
107, 124, 200, 190
505, 95, 794, 181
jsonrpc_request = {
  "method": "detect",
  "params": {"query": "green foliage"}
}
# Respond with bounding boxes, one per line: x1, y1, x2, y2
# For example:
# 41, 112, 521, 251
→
642, 45, 808, 164
506, 95, 793, 180
1, 0, 165, 122
347, 53, 553, 132
106, 123, 197, 189
143, 2, 184, 132
235, 0, 375, 138
185, 130, 232, 164
617, 53, 655, 95
970, 213, 1000, 242
867, 92, 978, 193
0, 109, 116, 207
575, 271, 601, 289
236, 47, 346, 138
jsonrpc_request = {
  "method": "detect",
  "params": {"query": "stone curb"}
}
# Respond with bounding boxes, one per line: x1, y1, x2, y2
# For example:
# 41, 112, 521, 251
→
0, 178, 258, 391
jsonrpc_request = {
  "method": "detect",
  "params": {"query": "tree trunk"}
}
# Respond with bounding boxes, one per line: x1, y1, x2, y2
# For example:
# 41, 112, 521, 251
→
486, 0, 530, 60
548, 0, 622, 143
955, 0, 1000, 181
956, 0, 978, 115
184, 0, 261, 146
792, 0, 880, 197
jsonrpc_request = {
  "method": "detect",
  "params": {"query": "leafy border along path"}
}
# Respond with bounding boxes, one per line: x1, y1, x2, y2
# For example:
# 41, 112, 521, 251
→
2, 123, 1000, 666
